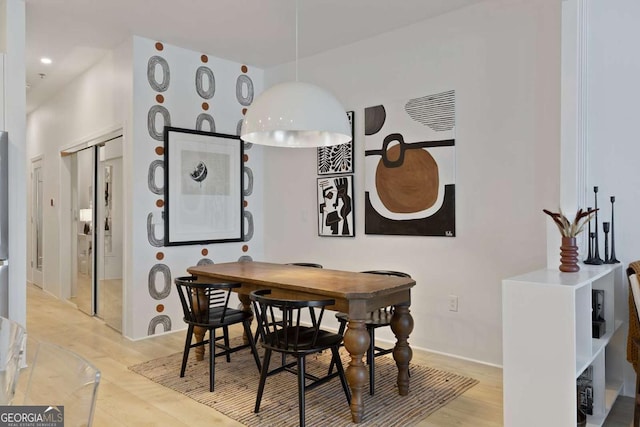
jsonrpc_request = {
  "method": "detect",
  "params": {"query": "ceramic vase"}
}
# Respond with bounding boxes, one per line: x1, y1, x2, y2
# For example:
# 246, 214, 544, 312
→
560, 236, 580, 272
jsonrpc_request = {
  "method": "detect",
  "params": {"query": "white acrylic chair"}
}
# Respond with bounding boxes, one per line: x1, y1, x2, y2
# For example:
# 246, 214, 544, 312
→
23, 342, 101, 427
0, 316, 25, 404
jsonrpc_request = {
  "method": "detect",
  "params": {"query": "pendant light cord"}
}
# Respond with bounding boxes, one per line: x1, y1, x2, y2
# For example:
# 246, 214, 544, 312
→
295, 0, 299, 82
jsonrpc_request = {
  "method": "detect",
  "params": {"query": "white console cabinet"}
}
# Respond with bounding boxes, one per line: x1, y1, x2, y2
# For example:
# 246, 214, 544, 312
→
502, 264, 625, 427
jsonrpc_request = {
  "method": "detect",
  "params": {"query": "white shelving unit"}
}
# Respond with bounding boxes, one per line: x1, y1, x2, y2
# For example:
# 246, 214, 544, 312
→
502, 264, 625, 427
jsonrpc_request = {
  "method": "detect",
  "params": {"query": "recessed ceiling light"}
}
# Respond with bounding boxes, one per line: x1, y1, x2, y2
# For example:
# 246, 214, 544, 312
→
40, 57, 52, 65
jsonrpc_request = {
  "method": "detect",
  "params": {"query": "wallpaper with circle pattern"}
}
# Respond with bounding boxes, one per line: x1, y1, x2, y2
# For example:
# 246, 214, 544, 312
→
138, 38, 262, 337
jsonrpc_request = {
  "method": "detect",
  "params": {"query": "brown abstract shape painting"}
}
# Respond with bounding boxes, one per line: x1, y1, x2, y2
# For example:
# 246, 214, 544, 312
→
364, 90, 456, 237
376, 146, 439, 213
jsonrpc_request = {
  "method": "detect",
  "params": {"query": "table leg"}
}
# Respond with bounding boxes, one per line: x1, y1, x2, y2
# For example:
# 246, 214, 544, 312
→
238, 293, 252, 345
194, 326, 206, 361
190, 287, 209, 361
391, 304, 414, 395
344, 319, 369, 423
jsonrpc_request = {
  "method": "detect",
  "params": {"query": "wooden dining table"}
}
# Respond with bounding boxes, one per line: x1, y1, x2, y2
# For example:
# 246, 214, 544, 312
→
187, 261, 416, 424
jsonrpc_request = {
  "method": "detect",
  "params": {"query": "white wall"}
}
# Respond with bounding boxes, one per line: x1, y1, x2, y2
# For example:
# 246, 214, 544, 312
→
262, 0, 561, 365
587, 0, 640, 268
2, 0, 27, 326
586, 0, 640, 394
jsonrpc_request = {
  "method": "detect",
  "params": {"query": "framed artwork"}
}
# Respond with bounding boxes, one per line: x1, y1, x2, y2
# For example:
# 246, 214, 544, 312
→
364, 90, 456, 237
164, 127, 244, 245
317, 175, 354, 237
317, 111, 354, 175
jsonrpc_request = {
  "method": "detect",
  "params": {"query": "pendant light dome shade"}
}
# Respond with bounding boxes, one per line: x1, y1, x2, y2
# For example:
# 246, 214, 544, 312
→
240, 82, 351, 148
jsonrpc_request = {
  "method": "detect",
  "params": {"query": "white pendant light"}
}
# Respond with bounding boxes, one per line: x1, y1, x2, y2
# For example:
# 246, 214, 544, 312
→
240, 1, 351, 148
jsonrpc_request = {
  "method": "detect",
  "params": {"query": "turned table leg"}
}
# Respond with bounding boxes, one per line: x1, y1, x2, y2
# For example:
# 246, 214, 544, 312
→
238, 293, 252, 345
391, 304, 414, 395
344, 319, 369, 423
194, 326, 206, 361
193, 286, 208, 361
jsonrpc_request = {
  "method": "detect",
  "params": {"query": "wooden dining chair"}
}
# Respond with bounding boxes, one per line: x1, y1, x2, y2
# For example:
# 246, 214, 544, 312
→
334, 270, 412, 395
250, 289, 351, 427
175, 276, 261, 392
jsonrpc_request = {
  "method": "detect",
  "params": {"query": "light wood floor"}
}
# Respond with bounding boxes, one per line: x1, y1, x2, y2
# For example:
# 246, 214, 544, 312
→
17, 283, 633, 426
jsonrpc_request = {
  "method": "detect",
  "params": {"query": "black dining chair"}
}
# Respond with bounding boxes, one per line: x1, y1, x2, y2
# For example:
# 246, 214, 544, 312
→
333, 270, 412, 395
259, 262, 324, 361
175, 276, 261, 392
250, 289, 351, 427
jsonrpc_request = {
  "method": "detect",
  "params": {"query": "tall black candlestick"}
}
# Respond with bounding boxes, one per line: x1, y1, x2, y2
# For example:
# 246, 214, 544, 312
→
607, 196, 620, 264
585, 186, 604, 265
584, 206, 593, 263
603, 222, 610, 262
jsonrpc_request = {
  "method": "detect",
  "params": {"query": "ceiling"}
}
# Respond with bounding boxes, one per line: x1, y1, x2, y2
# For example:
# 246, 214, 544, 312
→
25, 0, 485, 112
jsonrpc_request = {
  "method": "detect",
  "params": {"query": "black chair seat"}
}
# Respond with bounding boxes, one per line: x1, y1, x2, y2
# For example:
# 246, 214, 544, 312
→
199, 307, 254, 326
262, 327, 343, 354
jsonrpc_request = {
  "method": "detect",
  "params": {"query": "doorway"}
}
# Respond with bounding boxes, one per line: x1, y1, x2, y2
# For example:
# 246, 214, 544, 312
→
30, 157, 44, 288
69, 135, 123, 332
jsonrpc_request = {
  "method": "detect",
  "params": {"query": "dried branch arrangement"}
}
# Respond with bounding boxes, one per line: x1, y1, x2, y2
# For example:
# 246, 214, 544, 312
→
543, 208, 598, 238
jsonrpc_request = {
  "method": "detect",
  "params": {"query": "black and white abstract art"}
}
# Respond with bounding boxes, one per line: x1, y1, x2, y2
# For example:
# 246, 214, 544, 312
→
164, 127, 244, 245
317, 175, 355, 237
364, 90, 456, 237
317, 111, 354, 175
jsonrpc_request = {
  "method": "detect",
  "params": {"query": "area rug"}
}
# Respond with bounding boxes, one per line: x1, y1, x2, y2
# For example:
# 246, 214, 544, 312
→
129, 339, 478, 427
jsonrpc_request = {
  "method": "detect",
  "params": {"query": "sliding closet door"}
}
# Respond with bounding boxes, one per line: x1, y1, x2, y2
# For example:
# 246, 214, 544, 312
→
96, 137, 123, 332
72, 147, 96, 315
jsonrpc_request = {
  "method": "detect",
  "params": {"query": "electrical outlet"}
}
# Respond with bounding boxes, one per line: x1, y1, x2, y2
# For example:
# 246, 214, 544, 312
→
448, 295, 458, 312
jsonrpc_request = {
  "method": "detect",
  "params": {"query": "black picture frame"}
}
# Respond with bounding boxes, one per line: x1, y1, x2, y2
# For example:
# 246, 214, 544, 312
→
317, 111, 354, 175
164, 126, 244, 246
317, 175, 355, 237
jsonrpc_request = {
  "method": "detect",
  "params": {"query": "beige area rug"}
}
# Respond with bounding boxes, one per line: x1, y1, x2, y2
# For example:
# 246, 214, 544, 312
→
129, 338, 478, 427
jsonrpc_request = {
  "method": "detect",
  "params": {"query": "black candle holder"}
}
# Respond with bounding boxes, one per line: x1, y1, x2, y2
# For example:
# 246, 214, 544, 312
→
584, 187, 604, 265
584, 206, 593, 263
603, 222, 610, 262
606, 196, 620, 264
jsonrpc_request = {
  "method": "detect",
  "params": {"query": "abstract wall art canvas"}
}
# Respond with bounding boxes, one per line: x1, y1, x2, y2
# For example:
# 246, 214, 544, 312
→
317, 111, 354, 175
364, 90, 456, 237
317, 175, 355, 237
